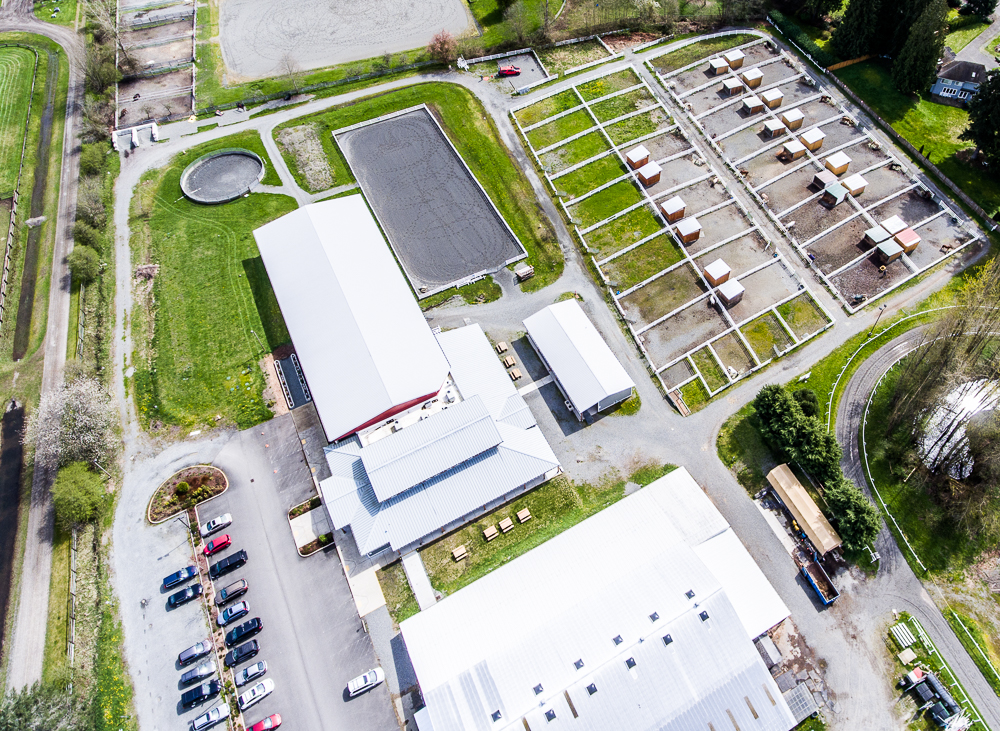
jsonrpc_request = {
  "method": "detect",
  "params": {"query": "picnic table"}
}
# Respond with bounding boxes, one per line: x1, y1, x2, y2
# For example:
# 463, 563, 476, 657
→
517, 508, 532, 523
499, 517, 514, 533
483, 525, 499, 541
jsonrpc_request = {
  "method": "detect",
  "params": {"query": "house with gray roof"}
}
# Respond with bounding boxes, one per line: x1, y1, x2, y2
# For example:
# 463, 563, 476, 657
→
930, 61, 987, 107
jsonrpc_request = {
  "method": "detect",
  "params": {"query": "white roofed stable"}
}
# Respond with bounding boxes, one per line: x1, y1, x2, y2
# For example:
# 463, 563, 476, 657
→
523, 300, 635, 420
254, 197, 449, 442
320, 324, 560, 556
402, 467, 793, 731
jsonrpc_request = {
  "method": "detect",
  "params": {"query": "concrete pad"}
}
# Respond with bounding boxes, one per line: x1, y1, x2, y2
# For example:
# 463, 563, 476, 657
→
346, 566, 387, 617
290, 508, 331, 548
401, 551, 437, 610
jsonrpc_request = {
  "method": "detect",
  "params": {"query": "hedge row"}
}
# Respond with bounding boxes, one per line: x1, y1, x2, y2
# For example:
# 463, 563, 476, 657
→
769, 9, 840, 69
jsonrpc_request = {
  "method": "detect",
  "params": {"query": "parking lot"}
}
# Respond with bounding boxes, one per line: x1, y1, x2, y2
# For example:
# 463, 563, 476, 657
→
113, 416, 397, 731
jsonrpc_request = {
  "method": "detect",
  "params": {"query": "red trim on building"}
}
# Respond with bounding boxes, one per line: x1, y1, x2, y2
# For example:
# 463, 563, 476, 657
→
334, 391, 440, 442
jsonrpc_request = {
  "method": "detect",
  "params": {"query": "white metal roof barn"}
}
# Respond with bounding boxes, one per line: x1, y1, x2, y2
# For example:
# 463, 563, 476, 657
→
402, 467, 793, 731
523, 300, 635, 421
253, 197, 449, 442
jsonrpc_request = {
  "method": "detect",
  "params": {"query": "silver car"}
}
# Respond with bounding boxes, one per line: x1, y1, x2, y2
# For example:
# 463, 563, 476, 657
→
200, 514, 232, 538
191, 703, 230, 730
235, 660, 267, 687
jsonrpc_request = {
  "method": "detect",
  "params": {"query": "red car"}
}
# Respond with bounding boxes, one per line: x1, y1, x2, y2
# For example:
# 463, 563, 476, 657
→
250, 714, 281, 731
497, 65, 520, 77
204, 535, 231, 556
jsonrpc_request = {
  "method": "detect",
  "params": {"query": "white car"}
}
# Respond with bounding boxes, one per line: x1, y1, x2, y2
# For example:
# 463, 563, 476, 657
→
347, 667, 385, 697
238, 679, 275, 711
235, 660, 267, 687
200, 514, 232, 538
191, 704, 230, 730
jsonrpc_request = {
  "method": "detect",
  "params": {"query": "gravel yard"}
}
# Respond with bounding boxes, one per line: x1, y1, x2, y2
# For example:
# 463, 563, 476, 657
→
867, 188, 942, 228
675, 178, 732, 216
830, 254, 911, 300
758, 168, 818, 215
631, 128, 691, 160
619, 262, 706, 325
907, 215, 974, 268
638, 300, 730, 366
641, 154, 706, 195
659, 359, 696, 389
782, 196, 861, 242
806, 215, 871, 274
694, 231, 772, 276
723, 261, 799, 323
854, 163, 912, 201
679, 203, 751, 254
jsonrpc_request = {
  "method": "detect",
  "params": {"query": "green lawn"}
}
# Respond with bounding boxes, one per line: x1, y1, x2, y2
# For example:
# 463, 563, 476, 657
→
567, 180, 643, 228
129, 132, 297, 430
945, 11, 991, 52
945, 608, 1000, 699
33, 0, 78, 27
526, 108, 594, 150
421, 464, 677, 597
515, 89, 581, 128
835, 60, 1000, 218
604, 108, 668, 146
776, 293, 828, 340
583, 205, 662, 258
576, 68, 641, 101
0, 46, 36, 197
679, 377, 709, 411
741, 311, 794, 360
465, 0, 547, 47
691, 346, 727, 391
538, 130, 612, 174
599, 231, 684, 289
535, 40, 610, 75
41, 525, 70, 683
716, 402, 775, 495
378, 561, 420, 625
553, 155, 625, 199
650, 34, 756, 74
589, 87, 656, 124
273, 83, 562, 292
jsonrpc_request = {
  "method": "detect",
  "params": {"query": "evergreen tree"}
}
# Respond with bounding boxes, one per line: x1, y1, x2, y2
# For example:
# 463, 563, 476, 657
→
961, 70, 1000, 166
892, 0, 948, 94
965, 0, 997, 20
825, 477, 882, 551
832, 0, 883, 58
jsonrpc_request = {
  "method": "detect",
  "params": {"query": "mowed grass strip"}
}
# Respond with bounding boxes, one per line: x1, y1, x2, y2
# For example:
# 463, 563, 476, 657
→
583, 205, 662, 258
604, 108, 671, 146
691, 346, 727, 391
526, 108, 594, 150
130, 132, 297, 430
776, 293, 828, 340
600, 231, 684, 289
567, 179, 644, 228
553, 155, 625, 199
577, 68, 641, 101
0, 47, 36, 196
589, 87, 656, 124
515, 89, 581, 127
539, 131, 611, 173
651, 34, 757, 74
740, 311, 793, 360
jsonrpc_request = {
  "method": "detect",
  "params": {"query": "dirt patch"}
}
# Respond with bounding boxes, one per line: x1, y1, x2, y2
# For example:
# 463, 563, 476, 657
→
867, 188, 941, 228
681, 203, 751, 254
712, 331, 755, 376
807, 215, 871, 275
260, 354, 289, 417
639, 300, 730, 366
118, 69, 192, 122
907, 215, 973, 268
725, 262, 799, 323
660, 359, 696, 389
276, 124, 333, 192
783, 197, 861, 242
694, 231, 772, 276
619, 262, 706, 326
603, 31, 662, 53
830, 254, 910, 301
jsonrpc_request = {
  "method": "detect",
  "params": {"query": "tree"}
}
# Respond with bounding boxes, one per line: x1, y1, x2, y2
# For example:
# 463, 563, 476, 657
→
793, 388, 820, 418
961, 70, 1000, 167
76, 177, 106, 228
892, 0, 948, 94
505, 1, 532, 45
67, 246, 100, 285
51, 462, 104, 531
965, 0, 998, 19
832, 0, 883, 58
24, 376, 118, 468
277, 53, 304, 91
824, 477, 882, 551
73, 221, 101, 251
80, 96, 114, 143
794, 418, 843, 485
0, 679, 92, 731
753, 385, 803, 459
79, 144, 105, 177
426, 30, 456, 62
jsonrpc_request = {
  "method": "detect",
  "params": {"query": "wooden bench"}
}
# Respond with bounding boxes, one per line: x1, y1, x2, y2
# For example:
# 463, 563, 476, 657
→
483, 525, 499, 541
509, 368, 522, 381
517, 508, 532, 523
452, 545, 468, 561
502, 356, 516, 368
499, 517, 514, 533
495, 341, 508, 354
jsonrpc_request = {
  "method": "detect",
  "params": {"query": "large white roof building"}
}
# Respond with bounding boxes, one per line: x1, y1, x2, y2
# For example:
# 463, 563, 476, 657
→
253, 197, 450, 442
402, 467, 793, 731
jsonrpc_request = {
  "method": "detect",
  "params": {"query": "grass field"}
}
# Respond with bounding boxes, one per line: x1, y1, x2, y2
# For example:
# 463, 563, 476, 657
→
567, 180, 644, 228
0, 46, 36, 198
41, 525, 70, 682
538, 130, 612, 173
944, 11, 991, 53
741, 311, 793, 360
604, 109, 667, 145
553, 155, 624, 199
129, 131, 297, 431
421, 464, 677, 597
836, 60, 1000, 218
273, 83, 562, 292
650, 34, 756, 74
679, 377, 709, 411
526, 108, 594, 149
776, 293, 828, 340
535, 39, 610, 76
599, 231, 684, 289
584, 205, 662, 258
378, 561, 419, 625
589, 87, 656, 123
946, 608, 1000, 699
577, 68, 640, 101
691, 346, 727, 391
515, 89, 581, 127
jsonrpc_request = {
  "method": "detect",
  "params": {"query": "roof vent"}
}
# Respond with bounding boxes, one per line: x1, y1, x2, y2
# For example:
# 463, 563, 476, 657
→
491, 710, 502, 722
533, 684, 544, 695
545, 710, 556, 722
685, 590, 696, 599
625, 657, 636, 669
587, 683, 598, 696
700, 611, 710, 622
574, 659, 584, 670
649, 611, 659, 622
662, 634, 673, 646
613, 635, 623, 646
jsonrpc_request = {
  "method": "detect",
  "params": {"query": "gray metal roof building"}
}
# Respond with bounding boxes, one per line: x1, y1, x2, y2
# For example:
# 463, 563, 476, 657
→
320, 324, 560, 556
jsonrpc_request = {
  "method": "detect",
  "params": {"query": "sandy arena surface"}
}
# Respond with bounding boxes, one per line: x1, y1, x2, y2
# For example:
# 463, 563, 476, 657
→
218, 0, 474, 79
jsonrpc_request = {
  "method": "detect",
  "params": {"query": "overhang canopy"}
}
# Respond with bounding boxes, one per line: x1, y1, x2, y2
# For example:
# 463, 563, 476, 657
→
766, 464, 842, 555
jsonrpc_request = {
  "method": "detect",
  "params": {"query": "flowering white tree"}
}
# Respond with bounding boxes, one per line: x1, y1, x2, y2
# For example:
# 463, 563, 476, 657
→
24, 377, 118, 467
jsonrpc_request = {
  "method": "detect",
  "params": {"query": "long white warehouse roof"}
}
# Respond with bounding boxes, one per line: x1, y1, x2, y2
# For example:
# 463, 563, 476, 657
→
253, 196, 449, 442
523, 300, 635, 414
402, 467, 793, 731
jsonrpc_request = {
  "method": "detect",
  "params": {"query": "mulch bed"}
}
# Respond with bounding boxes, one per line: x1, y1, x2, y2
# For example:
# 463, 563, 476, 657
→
288, 495, 322, 520
300, 532, 333, 556
148, 465, 228, 523
603, 31, 662, 53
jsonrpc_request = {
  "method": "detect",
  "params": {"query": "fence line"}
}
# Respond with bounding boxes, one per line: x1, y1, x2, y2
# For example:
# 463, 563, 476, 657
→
826, 54, 872, 71
76, 283, 86, 358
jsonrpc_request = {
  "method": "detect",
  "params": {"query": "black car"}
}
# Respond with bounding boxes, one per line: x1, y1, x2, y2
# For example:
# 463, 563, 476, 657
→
215, 578, 248, 607
224, 639, 260, 668
168, 583, 203, 608
209, 550, 248, 579
162, 565, 197, 590
225, 617, 263, 647
180, 660, 217, 686
178, 640, 213, 667
181, 679, 222, 708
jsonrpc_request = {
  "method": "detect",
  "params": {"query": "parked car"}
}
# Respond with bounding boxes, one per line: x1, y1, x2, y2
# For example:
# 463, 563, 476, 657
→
497, 65, 520, 76
200, 513, 232, 538
217, 600, 250, 627
215, 578, 248, 607
191, 704, 230, 730
238, 679, 275, 711
162, 565, 197, 590
347, 667, 385, 697
234, 660, 267, 687
180, 660, 217, 686
249, 714, 282, 731
178, 640, 213, 667
181, 679, 221, 708
168, 583, 203, 608
204, 535, 231, 556
226, 617, 263, 647
224, 639, 260, 668
209, 549, 247, 579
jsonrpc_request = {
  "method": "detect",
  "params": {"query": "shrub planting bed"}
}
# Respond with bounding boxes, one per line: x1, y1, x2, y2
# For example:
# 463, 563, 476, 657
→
148, 465, 227, 523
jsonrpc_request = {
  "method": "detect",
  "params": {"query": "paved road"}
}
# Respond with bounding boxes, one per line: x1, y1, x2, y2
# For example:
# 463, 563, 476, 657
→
0, 5, 85, 691
956, 11, 1000, 70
